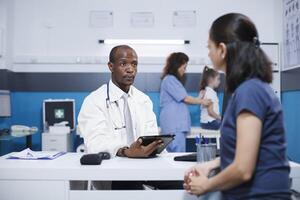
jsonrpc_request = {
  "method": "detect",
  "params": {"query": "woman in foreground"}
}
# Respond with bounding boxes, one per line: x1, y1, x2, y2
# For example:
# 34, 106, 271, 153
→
184, 13, 291, 199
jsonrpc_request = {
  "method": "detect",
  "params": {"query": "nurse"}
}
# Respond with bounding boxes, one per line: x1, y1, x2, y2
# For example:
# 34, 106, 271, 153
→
184, 13, 291, 199
160, 52, 211, 152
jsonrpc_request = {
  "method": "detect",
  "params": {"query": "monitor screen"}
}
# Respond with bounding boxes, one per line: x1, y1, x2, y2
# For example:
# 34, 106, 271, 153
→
43, 99, 75, 131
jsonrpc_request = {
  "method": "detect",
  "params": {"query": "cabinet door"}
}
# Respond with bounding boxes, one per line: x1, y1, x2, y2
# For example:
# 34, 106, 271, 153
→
42, 134, 68, 151
271, 72, 281, 100
261, 43, 279, 71
260, 43, 281, 100
0, 180, 67, 200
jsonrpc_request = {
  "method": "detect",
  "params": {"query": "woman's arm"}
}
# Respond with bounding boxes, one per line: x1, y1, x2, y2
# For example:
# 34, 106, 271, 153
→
207, 103, 222, 120
187, 111, 262, 195
184, 96, 212, 106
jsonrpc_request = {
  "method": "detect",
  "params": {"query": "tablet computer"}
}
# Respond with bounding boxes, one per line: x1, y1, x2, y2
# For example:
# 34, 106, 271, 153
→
138, 134, 175, 157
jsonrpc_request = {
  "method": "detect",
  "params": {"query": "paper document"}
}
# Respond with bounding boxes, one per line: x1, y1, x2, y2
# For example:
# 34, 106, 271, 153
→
7, 148, 66, 160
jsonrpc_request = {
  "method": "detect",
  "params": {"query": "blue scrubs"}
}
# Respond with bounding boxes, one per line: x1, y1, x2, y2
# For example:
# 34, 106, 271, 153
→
160, 75, 190, 152
220, 78, 291, 199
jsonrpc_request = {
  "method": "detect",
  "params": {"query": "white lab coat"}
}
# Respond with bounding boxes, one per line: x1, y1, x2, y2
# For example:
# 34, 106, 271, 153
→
78, 80, 158, 156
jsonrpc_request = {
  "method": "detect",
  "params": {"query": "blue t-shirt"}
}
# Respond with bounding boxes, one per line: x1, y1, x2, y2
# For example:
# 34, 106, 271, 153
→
220, 78, 291, 199
159, 75, 190, 133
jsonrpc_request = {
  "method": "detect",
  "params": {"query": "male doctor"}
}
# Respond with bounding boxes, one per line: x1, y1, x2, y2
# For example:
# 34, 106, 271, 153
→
78, 45, 161, 158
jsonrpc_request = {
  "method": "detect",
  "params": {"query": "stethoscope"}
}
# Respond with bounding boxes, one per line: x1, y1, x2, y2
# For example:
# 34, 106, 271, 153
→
106, 82, 126, 130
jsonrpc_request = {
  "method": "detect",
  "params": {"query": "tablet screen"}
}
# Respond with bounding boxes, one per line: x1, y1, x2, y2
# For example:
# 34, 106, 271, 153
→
138, 134, 175, 157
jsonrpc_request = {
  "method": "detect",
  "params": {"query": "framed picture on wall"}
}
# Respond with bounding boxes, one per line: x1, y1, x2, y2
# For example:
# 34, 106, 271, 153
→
130, 12, 154, 28
283, 0, 300, 70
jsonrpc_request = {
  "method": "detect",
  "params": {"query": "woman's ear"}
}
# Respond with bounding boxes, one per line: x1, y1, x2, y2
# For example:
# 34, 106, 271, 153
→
219, 42, 227, 59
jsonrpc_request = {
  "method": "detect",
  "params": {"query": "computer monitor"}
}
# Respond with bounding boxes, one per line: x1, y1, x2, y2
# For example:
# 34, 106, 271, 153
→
0, 90, 11, 117
43, 99, 75, 131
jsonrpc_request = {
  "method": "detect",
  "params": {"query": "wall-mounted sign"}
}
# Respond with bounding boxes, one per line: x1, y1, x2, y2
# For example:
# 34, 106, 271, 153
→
130, 12, 154, 28
89, 10, 113, 28
283, 0, 300, 69
173, 10, 196, 28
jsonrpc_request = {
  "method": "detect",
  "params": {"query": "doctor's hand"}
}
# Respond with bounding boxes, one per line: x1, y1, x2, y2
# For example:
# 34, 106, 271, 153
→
124, 138, 163, 158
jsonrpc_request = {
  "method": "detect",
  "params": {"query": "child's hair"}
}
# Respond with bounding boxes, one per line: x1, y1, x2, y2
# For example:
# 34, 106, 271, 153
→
199, 66, 219, 90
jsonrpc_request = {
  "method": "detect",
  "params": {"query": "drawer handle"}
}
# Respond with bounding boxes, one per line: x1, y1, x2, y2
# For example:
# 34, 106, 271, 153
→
50, 139, 57, 142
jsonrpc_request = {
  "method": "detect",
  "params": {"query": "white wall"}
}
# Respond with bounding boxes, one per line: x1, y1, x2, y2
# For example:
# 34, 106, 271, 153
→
0, 0, 14, 70
9, 0, 283, 72
0, 0, 7, 69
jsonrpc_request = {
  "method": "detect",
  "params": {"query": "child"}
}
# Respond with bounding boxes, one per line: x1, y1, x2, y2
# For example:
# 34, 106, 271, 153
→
199, 66, 221, 130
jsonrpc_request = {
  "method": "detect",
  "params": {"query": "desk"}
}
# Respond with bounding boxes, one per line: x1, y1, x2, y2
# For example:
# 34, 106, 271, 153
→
0, 153, 216, 200
0, 153, 299, 200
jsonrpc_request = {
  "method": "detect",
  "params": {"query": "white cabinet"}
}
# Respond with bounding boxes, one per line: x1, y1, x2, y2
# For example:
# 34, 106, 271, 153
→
261, 43, 279, 71
42, 132, 72, 152
261, 43, 281, 100
271, 72, 281, 99
0, 180, 67, 200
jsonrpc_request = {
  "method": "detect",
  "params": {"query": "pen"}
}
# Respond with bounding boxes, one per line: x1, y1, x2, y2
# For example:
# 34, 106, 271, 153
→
205, 137, 209, 144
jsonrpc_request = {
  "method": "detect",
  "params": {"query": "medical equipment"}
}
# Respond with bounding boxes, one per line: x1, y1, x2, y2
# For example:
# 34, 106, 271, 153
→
105, 82, 126, 130
11, 125, 38, 137
42, 99, 75, 152
43, 99, 75, 131
49, 121, 70, 134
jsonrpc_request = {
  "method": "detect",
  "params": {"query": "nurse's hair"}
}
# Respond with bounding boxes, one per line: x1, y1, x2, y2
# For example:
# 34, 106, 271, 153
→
199, 66, 219, 90
161, 52, 189, 81
209, 13, 272, 93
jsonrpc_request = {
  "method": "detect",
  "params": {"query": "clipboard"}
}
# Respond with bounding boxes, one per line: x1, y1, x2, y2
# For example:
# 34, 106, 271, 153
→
7, 148, 66, 160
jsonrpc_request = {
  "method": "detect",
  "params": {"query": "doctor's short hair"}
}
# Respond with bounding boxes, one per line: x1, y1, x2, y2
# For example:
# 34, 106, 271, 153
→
161, 52, 189, 81
109, 45, 136, 63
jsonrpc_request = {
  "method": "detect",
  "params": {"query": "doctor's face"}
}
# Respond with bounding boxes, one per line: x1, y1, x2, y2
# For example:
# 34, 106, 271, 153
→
108, 48, 138, 92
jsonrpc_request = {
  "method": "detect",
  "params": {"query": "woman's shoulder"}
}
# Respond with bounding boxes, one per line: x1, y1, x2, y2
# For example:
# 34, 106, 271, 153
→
163, 74, 176, 81
235, 78, 271, 100
204, 87, 217, 97
237, 78, 268, 92
162, 74, 180, 85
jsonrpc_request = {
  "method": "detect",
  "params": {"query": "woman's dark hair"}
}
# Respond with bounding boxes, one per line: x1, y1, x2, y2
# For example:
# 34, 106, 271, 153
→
200, 66, 219, 90
209, 13, 272, 93
161, 52, 189, 81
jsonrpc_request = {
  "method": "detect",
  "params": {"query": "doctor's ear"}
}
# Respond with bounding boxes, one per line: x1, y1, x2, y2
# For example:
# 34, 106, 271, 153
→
108, 62, 114, 72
